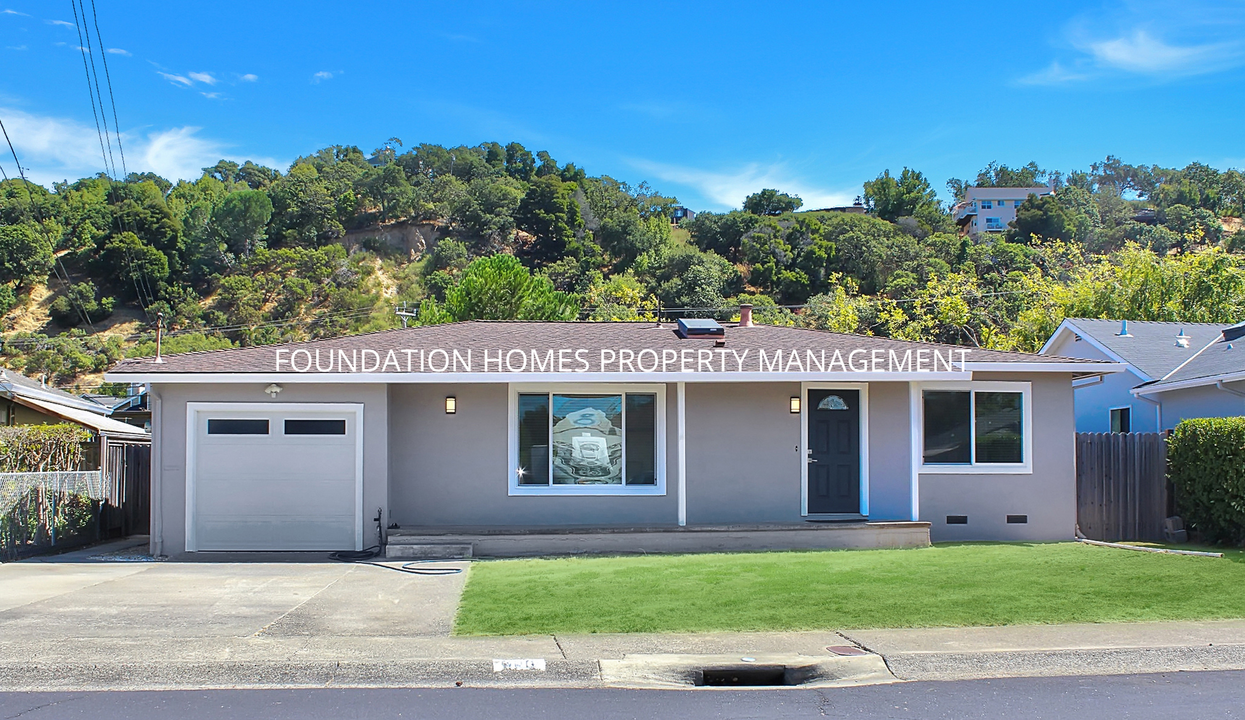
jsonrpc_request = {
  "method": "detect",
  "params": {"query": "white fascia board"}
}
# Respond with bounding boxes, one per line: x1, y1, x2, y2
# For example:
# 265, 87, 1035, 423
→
108, 370, 975, 384
1038, 321, 1148, 379
1037, 319, 1076, 355
1132, 371, 1245, 396
962, 362, 1126, 374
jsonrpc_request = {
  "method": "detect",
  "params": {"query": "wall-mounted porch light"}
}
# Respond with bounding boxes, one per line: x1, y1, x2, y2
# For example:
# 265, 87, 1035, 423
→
445, 396, 457, 414
789, 396, 801, 414
265, 383, 283, 398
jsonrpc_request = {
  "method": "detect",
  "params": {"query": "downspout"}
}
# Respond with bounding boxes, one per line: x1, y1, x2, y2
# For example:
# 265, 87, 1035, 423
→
1135, 393, 1162, 432
149, 386, 163, 559
1215, 380, 1245, 399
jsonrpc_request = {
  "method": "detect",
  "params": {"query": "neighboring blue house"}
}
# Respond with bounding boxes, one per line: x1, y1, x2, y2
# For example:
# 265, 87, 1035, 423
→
1041, 318, 1244, 432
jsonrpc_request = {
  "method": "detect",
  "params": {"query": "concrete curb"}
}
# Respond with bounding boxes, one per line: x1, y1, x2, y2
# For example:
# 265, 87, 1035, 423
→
0, 660, 604, 692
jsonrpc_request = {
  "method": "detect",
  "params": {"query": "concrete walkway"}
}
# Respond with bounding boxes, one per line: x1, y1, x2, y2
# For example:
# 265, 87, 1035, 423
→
3, 548, 1245, 690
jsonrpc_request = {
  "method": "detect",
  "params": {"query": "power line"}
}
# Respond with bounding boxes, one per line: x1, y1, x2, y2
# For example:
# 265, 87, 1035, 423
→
88, 0, 127, 178
70, 0, 117, 179
67, 0, 114, 181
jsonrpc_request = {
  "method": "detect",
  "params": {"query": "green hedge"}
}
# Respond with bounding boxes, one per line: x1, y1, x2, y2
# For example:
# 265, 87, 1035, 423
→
1168, 417, 1245, 544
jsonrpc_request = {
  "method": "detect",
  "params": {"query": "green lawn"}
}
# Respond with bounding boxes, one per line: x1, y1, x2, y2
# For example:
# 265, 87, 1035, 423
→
453, 542, 1245, 636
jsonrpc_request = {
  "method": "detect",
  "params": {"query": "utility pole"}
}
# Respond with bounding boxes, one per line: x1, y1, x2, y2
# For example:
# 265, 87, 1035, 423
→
395, 302, 418, 329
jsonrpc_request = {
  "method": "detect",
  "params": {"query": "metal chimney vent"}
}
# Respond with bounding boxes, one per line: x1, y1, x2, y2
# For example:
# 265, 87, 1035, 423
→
1115, 320, 1132, 337
677, 318, 725, 338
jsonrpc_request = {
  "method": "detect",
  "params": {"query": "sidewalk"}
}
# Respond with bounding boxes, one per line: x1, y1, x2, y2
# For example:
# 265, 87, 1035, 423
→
2, 555, 1244, 690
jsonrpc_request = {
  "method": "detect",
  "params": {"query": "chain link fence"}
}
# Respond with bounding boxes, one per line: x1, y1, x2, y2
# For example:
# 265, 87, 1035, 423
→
1, 471, 106, 561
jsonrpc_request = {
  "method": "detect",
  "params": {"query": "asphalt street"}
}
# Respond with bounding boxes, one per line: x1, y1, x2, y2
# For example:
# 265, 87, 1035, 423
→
1, 670, 1242, 720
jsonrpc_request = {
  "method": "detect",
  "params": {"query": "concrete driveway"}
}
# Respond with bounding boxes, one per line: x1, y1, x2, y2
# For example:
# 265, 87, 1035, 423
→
0, 542, 493, 666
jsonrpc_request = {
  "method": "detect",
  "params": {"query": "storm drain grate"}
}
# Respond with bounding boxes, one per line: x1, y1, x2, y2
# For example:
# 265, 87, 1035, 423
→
693, 665, 821, 687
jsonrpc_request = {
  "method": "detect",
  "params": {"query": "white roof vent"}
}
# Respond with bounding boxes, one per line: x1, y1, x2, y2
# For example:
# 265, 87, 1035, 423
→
1175, 328, 1191, 348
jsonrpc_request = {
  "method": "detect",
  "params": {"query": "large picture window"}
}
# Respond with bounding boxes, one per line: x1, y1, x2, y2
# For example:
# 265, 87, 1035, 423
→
920, 383, 1030, 472
511, 385, 665, 495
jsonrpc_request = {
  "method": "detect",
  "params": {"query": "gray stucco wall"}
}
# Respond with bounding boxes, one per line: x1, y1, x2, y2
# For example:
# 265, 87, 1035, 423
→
388, 383, 681, 527
865, 382, 913, 521
683, 382, 802, 524
920, 374, 1077, 542
149, 382, 389, 556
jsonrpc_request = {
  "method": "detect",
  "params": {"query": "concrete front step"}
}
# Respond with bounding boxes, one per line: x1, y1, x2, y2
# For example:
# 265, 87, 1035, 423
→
384, 542, 474, 560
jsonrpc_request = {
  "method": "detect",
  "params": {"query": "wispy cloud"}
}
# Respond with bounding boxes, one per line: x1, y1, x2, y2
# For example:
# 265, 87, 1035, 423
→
2, 9, 30, 16
1085, 30, 1241, 75
629, 158, 857, 211
239, 73, 258, 82
0, 106, 283, 185
106, 47, 130, 56
1021, 2, 1245, 85
311, 70, 337, 83
1018, 61, 1093, 86
158, 71, 193, 87
199, 91, 222, 100
6, 45, 26, 51
46, 19, 73, 28
188, 71, 217, 85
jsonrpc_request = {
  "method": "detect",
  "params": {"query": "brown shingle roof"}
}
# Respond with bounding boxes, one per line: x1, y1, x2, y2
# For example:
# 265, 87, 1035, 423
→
108, 321, 1105, 376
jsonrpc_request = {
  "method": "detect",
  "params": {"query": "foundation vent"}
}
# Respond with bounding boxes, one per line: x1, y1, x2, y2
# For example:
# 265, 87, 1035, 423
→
946, 515, 968, 525
1007, 515, 1029, 524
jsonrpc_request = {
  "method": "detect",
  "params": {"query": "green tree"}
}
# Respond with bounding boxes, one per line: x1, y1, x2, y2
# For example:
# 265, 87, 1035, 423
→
210, 189, 273, 257
863, 168, 942, 225
49, 281, 115, 327
743, 188, 803, 216
0, 223, 54, 286
685, 210, 760, 262
514, 175, 584, 265
418, 254, 580, 322
1008, 194, 1075, 244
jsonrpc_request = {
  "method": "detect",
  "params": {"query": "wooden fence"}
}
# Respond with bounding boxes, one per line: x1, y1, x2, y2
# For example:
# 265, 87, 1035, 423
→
1075, 432, 1170, 542
100, 439, 150, 538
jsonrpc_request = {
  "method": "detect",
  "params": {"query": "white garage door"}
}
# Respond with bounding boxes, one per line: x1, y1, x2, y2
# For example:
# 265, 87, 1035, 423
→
188, 403, 363, 551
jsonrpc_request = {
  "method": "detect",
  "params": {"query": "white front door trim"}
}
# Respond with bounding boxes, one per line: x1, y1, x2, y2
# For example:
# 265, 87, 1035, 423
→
800, 382, 869, 517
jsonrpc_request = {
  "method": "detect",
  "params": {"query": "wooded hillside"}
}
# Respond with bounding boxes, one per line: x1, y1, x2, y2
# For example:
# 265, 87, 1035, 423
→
2, 142, 1244, 389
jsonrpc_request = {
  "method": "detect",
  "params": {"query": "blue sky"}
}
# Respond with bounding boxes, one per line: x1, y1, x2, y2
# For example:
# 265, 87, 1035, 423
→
2, 0, 1244, 210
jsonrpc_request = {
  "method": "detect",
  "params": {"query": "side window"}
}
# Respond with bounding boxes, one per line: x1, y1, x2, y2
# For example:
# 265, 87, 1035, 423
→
1110, 407, 1131, 433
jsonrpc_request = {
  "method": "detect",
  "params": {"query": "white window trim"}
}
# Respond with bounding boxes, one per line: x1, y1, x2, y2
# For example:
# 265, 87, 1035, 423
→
507, 383, 667, 497
800, 382, 870, 517
185, 402, 365, 552
915, 381, 1032, 475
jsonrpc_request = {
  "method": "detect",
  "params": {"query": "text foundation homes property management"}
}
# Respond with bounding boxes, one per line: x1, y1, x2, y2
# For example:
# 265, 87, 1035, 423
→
107, 320, 1121, 558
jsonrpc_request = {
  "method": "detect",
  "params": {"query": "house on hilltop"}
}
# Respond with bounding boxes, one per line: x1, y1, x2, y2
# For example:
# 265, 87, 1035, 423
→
954, 185, 1054, 236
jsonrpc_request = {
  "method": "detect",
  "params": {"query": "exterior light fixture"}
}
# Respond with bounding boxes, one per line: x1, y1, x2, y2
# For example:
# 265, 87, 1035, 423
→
789, 396, 801, 414
445, 396, 457, 414
264, 384, 283, 398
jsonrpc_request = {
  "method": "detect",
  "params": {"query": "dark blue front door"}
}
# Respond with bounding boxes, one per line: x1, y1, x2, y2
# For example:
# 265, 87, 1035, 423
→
807, 389, 861, 515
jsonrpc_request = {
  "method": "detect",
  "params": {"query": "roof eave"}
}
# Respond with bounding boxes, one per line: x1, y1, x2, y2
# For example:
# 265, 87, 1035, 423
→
1132, 370, 1245, 396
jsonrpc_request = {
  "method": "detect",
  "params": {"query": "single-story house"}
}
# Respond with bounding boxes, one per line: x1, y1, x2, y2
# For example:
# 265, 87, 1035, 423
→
1040, 318, 1242, 431
1, 368, 150, 443
105, 316, 1118, 558
1131, 321, 1245, 426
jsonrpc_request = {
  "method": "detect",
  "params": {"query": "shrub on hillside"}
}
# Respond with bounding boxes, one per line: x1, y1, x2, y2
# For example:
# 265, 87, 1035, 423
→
1168, 417, 1245, 544
48, 282, 116, 327
0, 283, 15, 316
